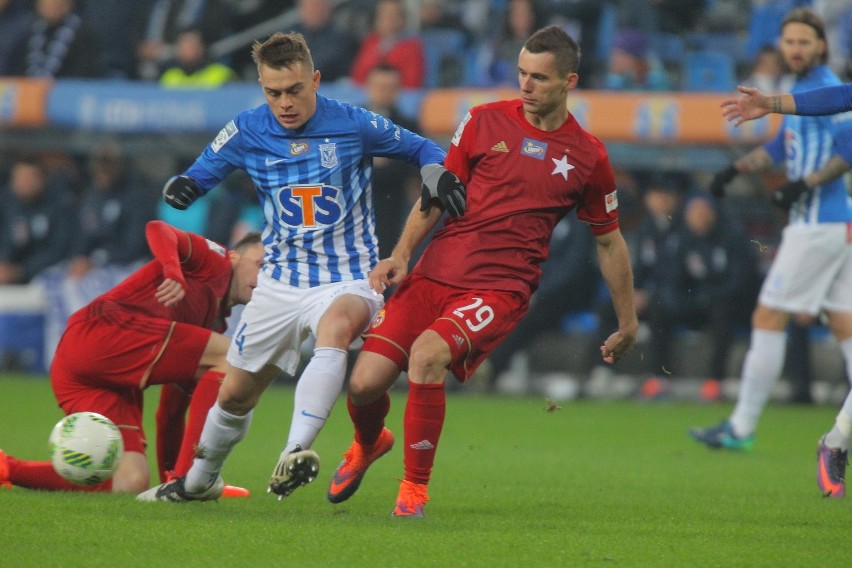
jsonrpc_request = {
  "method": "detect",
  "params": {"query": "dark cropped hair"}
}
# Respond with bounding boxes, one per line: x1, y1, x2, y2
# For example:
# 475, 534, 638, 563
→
251, 32, 314, 71
781, 7, 828, 64
232, 232, 262, 252
523, 25, 581, 77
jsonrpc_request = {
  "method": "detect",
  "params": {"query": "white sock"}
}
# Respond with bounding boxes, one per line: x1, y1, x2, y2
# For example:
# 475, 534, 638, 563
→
729, 329, 787, 437
284, 347, 348, 454
185, 403, 252, 492
823, 338, 852, 450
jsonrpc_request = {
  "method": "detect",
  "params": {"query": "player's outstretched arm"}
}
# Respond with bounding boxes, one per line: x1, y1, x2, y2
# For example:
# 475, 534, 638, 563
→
595, 228, 638, 364
145, 220, 191, 307
162, 175, 203, 210
721, 86, 794, 127
369, 201, 443, 294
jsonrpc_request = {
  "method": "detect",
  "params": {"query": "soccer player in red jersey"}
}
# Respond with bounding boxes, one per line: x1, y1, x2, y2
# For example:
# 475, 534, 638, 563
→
0, 221, 263, 495
326, 25, 638, 517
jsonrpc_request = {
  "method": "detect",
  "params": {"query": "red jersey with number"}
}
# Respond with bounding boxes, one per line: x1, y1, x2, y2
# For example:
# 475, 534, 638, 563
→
413, 99, 619, 297
89, 232, 232, 332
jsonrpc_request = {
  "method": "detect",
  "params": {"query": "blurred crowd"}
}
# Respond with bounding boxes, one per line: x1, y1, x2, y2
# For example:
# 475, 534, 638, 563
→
1, 0, 850, 397
0, 0, 848, 88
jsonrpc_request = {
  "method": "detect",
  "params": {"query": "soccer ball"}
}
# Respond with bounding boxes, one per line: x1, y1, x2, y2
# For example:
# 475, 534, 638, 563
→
48, 412, 124, 486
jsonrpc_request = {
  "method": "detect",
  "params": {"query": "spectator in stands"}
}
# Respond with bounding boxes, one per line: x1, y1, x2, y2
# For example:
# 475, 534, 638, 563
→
587, 172, 682, 390
475, 0, 547, 87
291, 0, 358, 84
79, 0, 137, 78
131, 0, 232, 80
617, 0, 708, 36
488, 211, 599, 391
67, 141, 157, 279
419, 0, 474, 45
603, 28, 672, 91
0, 157, 76, 284
545, 0, 607, 88
0, 0, 34, 76
645, 192, 759, 397
159, 28, 238, 88
13, 0, 102, 78
350, 0, 425, 89
745, 45, 794, 95
364, 63, 422, 259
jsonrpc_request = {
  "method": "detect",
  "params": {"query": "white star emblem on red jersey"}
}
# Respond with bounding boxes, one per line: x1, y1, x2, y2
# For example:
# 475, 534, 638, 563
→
551, 155, 575, 181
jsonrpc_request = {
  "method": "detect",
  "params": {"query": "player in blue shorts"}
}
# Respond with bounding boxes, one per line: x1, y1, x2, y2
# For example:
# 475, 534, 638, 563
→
138, 32, 465, 502
691, 9, 852, 500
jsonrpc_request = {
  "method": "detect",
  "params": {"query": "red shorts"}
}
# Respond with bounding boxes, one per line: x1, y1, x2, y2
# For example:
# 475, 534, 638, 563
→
363, 274, 529, 382
50, 305, 212, 454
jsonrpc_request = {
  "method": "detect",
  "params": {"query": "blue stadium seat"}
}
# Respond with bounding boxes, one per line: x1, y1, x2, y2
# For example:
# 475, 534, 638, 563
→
420, 28, 467, 88
683, 50, 736, 92
649, 32, 685, 66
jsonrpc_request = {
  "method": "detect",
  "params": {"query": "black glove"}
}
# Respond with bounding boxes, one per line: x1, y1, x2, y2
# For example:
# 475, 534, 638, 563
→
162, 175, 202, 210
708, 165, 738, 198
420, 164, 466, 217
772, 179, 809, 212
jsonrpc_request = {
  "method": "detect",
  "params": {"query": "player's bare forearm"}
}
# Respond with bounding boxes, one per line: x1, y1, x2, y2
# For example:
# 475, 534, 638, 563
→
804, 155, 852, 187
390, 200, 443, 263
735, 147, 773, 174
595, 228, 638, 363
369, 201, 443, 294
721, 86, 798, 126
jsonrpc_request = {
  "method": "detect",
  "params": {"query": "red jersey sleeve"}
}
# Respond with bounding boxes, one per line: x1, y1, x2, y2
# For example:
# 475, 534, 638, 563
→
145, 220, 191, 285
444, 110, 475, 183
576, 139, 620, 236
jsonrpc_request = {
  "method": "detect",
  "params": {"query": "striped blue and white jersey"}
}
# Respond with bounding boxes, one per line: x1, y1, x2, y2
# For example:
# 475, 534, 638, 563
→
185, 94, 446, 287
763, 65, 852, 225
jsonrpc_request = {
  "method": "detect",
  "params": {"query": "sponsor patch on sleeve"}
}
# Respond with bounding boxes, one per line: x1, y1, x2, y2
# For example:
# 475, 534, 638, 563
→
451, 112, 472, 147
605, 190, 619, 213
211, 120, 238, 153
205, 239, 226, 256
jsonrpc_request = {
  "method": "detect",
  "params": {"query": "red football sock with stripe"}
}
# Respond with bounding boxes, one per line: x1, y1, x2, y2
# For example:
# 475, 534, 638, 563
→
155, 381, 192, 481
403, 380, 445, 485
173, 370, 224, 477
348, 392, 390, 447
6, 456, 111, 492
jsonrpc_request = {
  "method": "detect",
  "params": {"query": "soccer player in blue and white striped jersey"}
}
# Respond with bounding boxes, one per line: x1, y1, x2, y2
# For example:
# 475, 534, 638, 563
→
691, 9, 852, 486
139, 32, 465, 503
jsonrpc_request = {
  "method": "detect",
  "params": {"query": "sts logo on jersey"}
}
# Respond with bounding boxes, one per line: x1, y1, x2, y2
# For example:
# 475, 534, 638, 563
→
278, 184, 343, 228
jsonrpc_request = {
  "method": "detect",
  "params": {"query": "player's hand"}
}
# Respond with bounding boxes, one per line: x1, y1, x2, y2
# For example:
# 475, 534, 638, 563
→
420, 164, 466, 217
155, 278, 186, 307
162, 175, 202, 210
721, 85, 771, 127
772, 179, 809, 212
600, 328, 637, 365
368, 257, 408, 295
708, 165, 738, 198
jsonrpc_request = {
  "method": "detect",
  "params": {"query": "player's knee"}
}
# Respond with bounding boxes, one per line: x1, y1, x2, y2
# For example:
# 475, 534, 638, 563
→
408, 343, 450, 384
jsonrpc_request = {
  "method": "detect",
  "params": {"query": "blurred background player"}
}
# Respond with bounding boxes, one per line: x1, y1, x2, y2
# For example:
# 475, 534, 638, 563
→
691, 8, 852, 459
326, 25, 637, 518
137, 32, 463, 503
0, 221, 263, 495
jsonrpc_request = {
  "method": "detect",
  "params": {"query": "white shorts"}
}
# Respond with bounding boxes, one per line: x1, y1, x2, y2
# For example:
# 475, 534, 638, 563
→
227, 270, 385, 375
759, 223, 852, 315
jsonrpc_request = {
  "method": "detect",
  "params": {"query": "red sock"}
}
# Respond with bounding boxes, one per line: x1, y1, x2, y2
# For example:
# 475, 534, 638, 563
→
173, 370, 224, 477
348, 392, 390, 447
7, 456, 111, 492
403, 381, 445, 485
155, 381, 193, 481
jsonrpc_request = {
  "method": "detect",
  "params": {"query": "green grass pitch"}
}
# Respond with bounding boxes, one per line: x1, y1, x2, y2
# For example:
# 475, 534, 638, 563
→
1, 373, 851, 567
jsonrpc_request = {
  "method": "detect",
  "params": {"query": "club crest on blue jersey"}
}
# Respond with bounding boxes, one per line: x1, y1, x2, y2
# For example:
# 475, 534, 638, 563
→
278, 184, 343, 228
319, 142, 338, 169
290, 142, 309, 155
520, 138, 547, 160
